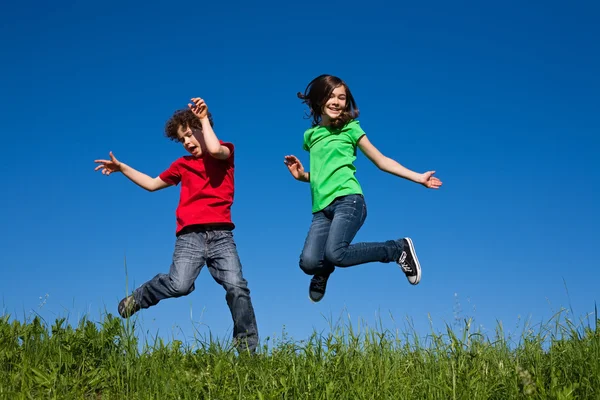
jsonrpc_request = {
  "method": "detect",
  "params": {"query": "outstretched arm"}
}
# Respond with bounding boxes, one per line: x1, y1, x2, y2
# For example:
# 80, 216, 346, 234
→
284, 155, 310, 182
94, 152, 172, 192
188, 98, 231, 160
358, 136, 442, 189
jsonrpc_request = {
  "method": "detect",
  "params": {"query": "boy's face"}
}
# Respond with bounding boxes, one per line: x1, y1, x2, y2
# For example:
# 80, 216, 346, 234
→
177, 124, 203, 157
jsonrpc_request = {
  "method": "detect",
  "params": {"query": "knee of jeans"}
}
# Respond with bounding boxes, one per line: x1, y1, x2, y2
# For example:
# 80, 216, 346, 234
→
299, 254, 322, 275
224, 282, 250, 300
170, 277, 194, 296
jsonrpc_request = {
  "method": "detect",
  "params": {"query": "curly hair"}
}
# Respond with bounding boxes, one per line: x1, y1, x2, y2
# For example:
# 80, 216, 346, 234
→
164, 109, 214, 141
297, 74, 359, 129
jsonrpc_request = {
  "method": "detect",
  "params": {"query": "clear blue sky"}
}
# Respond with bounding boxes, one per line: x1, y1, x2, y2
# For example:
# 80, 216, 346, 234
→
1, 0, 598, 345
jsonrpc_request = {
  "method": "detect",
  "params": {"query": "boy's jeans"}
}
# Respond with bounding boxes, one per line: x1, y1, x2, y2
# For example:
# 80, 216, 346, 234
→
133, 228, 258, 352
299, 194, 402, 276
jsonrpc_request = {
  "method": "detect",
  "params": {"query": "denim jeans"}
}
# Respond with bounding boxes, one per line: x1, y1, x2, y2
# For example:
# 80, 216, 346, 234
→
133, 228, 258, 352
299, 194, 402, 276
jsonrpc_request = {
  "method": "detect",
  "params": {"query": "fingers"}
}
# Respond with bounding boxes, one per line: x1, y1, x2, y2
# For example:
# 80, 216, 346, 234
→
95, 165, 112, 175
428, 178, 442, 188
421, 171, 442, 189
188, 98, 206, 113
284, 155, 298, 165
94, 154, 116, 175
283, 156, 300, 173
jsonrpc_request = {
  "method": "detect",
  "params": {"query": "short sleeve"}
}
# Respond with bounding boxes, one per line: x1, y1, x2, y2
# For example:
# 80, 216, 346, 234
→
345, 120, 366, 144
221, 141, 234, 161
159, 159, 182, 186
302, 128, 312, 151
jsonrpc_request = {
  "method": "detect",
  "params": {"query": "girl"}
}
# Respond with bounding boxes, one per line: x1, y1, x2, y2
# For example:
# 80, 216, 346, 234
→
284, 74, 442, 302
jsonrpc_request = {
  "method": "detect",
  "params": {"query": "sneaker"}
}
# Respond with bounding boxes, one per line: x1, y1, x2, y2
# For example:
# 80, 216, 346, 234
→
118, 295, 141, 318
309, 275, 329, 302
234, 337, 257, 355
397, 238, 422, 285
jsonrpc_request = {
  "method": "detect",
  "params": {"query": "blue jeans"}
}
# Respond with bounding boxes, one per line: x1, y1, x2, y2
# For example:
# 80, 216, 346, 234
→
299, 194, 402, 276
133, 228, 258, 352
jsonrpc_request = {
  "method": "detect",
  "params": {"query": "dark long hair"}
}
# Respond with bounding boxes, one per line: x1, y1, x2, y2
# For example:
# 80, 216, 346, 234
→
297, 74, 359, 129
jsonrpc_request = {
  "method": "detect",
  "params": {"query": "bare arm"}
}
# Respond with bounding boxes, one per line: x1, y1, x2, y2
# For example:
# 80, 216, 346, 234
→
189, 98, 231, 160
358, 136, 442, 189
119, 164, 171, 192
94, 152, 172, 192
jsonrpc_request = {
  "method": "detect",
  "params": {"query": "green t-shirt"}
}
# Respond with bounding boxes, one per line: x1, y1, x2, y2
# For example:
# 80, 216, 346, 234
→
303, 119, 366, 213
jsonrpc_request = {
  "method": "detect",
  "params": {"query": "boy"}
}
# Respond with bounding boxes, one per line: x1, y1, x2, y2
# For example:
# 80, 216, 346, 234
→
94, 98, 258, 353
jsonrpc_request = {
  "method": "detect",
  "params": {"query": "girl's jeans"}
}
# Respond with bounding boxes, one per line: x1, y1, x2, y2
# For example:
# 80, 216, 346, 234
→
299, 194, 402, 276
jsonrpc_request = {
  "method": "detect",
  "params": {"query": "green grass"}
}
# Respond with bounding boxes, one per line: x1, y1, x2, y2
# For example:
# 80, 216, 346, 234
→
0, 309, 599, 399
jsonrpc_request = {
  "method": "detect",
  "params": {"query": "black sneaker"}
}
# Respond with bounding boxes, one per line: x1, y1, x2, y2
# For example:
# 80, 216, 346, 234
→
118, 295, 141, 318
309, 275, 329, 302
397, 238, 421, 285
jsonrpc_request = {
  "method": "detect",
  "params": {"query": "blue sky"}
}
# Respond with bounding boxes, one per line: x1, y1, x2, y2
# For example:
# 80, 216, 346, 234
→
1, 0, 598, 346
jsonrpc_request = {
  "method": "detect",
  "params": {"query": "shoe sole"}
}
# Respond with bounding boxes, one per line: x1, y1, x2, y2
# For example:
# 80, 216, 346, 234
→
308, 293, 323, 303
403, 238, 421, 285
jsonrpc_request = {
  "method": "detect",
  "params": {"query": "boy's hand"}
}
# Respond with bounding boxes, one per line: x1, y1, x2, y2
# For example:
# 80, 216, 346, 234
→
284, 155, 309, 181
94, 151, 123, 176
188, 97, 208, 120
419, 171, 443, 189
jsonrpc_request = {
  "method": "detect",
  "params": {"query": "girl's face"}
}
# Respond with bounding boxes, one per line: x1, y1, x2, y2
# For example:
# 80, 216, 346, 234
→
321, 85, 347, 125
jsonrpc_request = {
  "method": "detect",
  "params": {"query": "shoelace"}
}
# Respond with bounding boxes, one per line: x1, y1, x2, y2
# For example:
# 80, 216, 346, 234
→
312, 276, 328, 291
398, 251, 413, 274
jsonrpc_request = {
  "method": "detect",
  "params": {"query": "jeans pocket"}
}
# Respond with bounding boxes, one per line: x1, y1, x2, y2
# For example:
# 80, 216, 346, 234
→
214, 230, 234, 239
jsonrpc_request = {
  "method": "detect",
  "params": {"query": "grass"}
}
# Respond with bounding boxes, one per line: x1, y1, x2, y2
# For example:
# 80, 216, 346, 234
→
0, 308, 599, 399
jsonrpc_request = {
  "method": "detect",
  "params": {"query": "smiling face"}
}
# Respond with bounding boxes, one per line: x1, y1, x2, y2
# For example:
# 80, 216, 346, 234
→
298, 74, 359, 128
321, 85, 347, 126
177, 124, 203, 157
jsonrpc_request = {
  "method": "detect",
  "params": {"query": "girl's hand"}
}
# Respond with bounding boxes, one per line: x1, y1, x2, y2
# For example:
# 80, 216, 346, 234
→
188, 97, 208, 119
419, 171, 442, 189
94, 151, 123, 175
284, 155, 309, 181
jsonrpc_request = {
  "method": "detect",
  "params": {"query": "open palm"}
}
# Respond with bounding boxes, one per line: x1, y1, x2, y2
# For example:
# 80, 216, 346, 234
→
284, 155, 306, 180
94, 151, 122, 176
421, 171, 442, 189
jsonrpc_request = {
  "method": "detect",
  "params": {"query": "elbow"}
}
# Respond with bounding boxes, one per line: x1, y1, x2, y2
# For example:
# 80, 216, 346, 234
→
208, 146, 230, 160
146, 182, 160, 192
208, 148, 221, 157
206, 143, 223, 157
376, 157, 392, 172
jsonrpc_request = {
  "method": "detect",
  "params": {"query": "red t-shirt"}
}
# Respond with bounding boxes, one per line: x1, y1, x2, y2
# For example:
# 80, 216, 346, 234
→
159, 142, 235, 235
